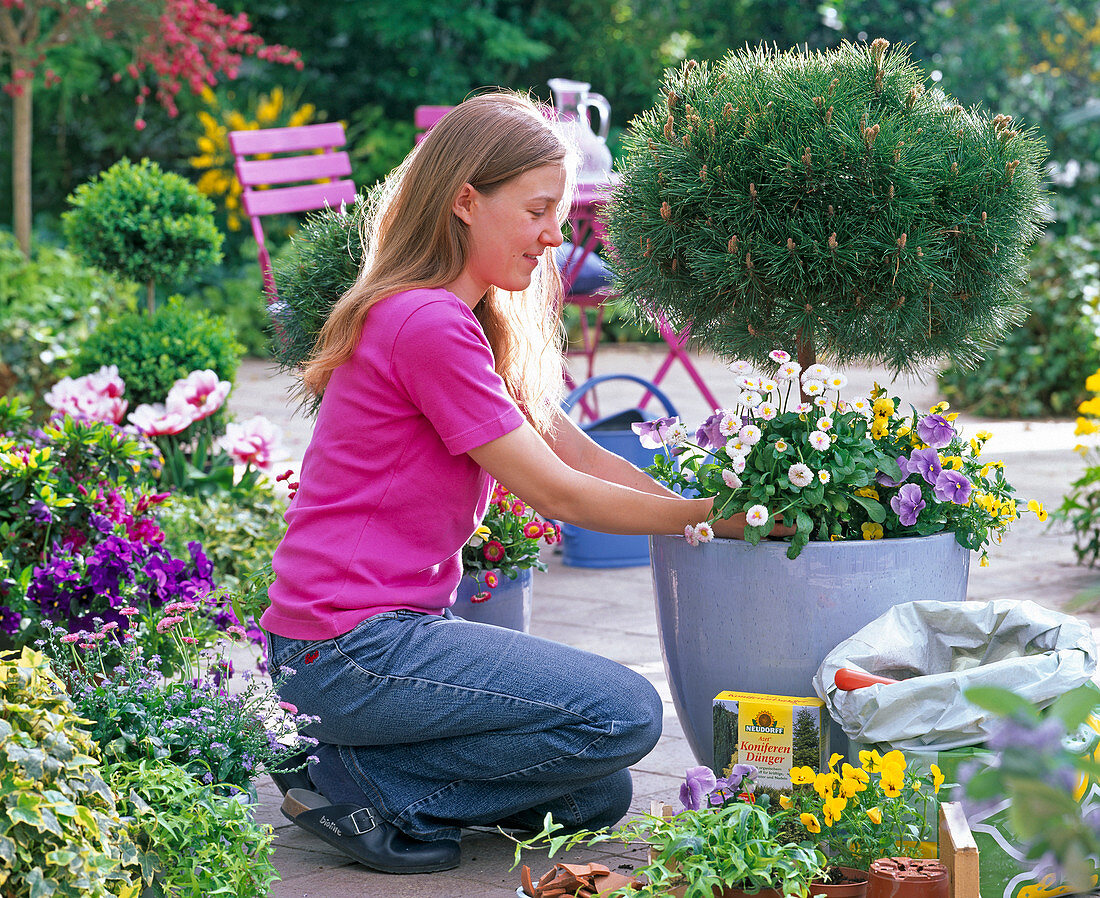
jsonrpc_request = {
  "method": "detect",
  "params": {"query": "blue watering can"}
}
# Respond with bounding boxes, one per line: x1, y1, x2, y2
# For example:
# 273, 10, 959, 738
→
559, 374, 679, 568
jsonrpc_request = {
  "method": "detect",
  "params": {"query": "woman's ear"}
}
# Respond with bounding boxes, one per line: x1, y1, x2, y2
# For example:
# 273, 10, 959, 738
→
451, 183, 477, 225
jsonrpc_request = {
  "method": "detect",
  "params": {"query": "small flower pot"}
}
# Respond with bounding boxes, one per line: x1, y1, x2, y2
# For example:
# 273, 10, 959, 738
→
811, 866, 870, 898
867, 858, 948, 898
454, 568, 533, 632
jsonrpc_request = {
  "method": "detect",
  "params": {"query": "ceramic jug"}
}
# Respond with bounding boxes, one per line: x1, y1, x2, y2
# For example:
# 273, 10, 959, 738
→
548, 78, 613, 182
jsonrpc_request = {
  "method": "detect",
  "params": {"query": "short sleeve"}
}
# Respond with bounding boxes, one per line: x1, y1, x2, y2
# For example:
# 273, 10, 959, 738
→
390, 301, 525, 455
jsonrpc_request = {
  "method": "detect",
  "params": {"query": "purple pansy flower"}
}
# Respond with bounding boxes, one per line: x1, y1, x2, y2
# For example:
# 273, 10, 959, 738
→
632, 415, 681, 450
679, 765, 717, 811
890, 482, 927, 526
694, 412, 726, 451
29, 500, 53, 524
934, 469, 972, 504
917, 414, 955, 449
876, 455, 912, 488
907, 447, 943, 486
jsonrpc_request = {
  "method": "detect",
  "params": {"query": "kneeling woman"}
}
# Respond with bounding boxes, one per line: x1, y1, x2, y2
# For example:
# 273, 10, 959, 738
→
262, 91, 767, 874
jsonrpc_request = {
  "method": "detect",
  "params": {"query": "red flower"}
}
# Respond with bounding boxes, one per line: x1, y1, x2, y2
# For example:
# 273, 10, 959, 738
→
482, 541, 505, 563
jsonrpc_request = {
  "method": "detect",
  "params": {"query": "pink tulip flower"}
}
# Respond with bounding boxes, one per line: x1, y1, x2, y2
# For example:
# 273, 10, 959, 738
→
166, 369, 231, 422
220, 415, 282, 470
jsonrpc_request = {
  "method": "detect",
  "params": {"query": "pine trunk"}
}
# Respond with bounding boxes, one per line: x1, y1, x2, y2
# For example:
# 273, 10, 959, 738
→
796, 331, 816, 404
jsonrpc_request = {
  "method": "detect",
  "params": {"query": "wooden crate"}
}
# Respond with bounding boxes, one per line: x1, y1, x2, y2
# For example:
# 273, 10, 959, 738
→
939, 801, 980, 898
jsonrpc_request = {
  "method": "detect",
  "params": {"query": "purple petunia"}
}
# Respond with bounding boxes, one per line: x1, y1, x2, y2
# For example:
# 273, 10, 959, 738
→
679, 765, 717, 811
934, 469, 972, 504
907, 447, 943, 486
890, 482, 927, 526
917, 414, 955, 449
632, 415, 681, 450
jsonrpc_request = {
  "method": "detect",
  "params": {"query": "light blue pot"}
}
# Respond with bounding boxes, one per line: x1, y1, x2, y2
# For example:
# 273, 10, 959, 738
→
453, 568, 533, 632
649, 531, 970, 764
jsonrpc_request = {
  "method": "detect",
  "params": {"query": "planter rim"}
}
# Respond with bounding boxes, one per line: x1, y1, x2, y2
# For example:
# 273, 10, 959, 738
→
651, 531, 963, 551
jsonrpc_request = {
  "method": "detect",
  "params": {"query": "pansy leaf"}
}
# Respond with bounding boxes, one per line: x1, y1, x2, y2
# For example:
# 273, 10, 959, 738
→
964, 686, 1041, 721
1048, 682, 1100, 730
850, 493, 886, 523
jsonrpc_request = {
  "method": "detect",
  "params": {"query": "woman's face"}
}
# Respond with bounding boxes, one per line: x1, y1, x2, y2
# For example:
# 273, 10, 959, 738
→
447, 163, 567, 307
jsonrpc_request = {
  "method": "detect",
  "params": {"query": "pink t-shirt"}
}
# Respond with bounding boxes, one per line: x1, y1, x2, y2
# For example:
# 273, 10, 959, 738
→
261, 288, 525, 640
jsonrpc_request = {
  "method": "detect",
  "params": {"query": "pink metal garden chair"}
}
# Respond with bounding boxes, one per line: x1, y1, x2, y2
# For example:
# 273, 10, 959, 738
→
229, 122, 357, 302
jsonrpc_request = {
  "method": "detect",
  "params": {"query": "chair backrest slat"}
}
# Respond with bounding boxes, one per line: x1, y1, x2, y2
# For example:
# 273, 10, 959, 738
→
240, 180, 357, 217
228, 122, 348, 155
228, 121, 356, 303
414, 105, 454, 144
236, 152, 352, 188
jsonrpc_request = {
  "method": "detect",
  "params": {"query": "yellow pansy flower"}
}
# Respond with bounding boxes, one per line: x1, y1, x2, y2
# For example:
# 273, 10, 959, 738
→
980, 554, 989, 567
790, 766, 816, 785
975, 430, 993, 441
929, 401, 949, 414
1027, 499, 1048, 522
814, 771, 837, 799
1086, 371, 1100, 393
931, 764, 944, 794
1079, 397, 1100, 417
880, 770, 904, 798
941, 455, 963, 471
866, 807, 883, 825
873, 397, 895, 417
861, 522, 884, 540
946, 412, 960, 421
823, 795, 847, 826
855, 487, 880, 499
828, 753, 844, 770
1076, 417, 1099, 436
841, 764, 870, 788
801, 813, 821, 834
858, 749, 883, 773
839, 777, 860, 798
1000, 499, 1018, 522
779, 794, 792, 809
871, 418, 890, 440
880, 750, 907, 771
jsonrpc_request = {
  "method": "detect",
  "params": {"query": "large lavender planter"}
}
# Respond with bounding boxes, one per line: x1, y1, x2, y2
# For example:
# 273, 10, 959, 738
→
454, 569, 533, 632
649, 532, 970, 764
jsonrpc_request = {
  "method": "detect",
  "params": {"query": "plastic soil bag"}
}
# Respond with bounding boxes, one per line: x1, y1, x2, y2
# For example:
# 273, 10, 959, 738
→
814, 599, 1097, 750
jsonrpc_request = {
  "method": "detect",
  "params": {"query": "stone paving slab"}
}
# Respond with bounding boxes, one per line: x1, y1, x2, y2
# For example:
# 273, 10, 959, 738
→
228, 344, 1100, 897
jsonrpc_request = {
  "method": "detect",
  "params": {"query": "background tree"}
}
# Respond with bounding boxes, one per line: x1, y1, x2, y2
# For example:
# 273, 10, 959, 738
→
0, 0, 301, 255
791, 707, 821, 770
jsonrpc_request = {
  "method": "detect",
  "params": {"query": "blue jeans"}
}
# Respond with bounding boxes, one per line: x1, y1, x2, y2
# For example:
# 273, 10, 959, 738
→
267, 611, 663, 842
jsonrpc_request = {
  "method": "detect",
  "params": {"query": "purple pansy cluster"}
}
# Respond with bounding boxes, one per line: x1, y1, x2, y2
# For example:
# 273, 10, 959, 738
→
877, 415, 973, 527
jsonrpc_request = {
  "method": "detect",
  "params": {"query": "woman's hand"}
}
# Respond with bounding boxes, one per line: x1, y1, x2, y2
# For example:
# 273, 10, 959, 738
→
711, 513, 795, 540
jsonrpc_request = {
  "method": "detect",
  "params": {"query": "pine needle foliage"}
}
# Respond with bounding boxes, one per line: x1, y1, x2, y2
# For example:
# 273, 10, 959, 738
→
268, 196, 367, 388
606, 39, 1048, 373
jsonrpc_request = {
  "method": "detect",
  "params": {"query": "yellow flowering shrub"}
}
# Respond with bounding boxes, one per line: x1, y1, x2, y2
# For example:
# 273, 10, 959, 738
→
190, 87, 319, 231
1055, 366, 1100, 566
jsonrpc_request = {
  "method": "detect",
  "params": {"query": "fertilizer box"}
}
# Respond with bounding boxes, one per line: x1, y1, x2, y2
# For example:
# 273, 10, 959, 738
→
712, 691, 829, 794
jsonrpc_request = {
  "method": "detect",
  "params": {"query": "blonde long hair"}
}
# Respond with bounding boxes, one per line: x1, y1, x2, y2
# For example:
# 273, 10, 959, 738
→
303, 91, 575, 433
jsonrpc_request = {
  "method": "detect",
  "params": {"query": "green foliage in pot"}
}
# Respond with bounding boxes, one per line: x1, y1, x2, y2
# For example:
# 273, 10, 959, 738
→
514, 802, 825, 898
62, 157, 225, 313
0, 232, 138, 410
72, 296, 243, 412
606, 39, 1047, 374
107, 756, 279, 896
0, 647, 138, 897
939, 225, 1100, 418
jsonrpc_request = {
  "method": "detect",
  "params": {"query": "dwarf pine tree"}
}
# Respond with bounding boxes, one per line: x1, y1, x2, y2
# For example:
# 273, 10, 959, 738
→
606, 39, 1047, 374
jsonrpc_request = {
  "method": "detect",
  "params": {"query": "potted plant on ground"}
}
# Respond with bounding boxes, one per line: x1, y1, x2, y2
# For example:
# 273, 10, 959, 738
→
602, 38, 1047, 763
457, 483, 560, 632
512, 765, 826, 898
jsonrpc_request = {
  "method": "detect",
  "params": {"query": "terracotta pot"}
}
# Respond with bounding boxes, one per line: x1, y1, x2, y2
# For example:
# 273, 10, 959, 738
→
867, 858, 948, 898
811, 866, 870, 898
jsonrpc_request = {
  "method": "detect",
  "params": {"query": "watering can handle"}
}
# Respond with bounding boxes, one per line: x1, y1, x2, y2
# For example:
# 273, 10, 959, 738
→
561, 374, 678, 420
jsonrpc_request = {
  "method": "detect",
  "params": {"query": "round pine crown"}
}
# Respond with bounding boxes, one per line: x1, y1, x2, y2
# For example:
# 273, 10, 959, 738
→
606, 39, 1047, 371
